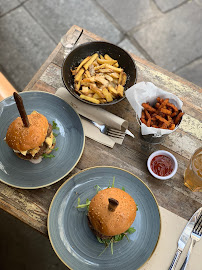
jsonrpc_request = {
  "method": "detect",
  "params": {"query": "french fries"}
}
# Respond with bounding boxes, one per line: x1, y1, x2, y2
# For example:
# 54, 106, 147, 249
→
117, 85, 124, 97
102, 88, 113, 102
80, 94, 100, 104
140, 97, 184, 130
83, 53, 98, 70
71, 54, 127, 104
76, 56, 91, 73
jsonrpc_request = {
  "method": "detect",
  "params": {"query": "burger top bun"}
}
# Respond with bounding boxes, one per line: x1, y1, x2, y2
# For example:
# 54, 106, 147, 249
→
88, 187, 137, 236
6, 111, 49, 151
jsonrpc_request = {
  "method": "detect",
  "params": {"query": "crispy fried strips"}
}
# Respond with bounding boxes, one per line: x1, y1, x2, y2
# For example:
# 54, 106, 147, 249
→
140, 97, 184, 130
71, 54, 127, 104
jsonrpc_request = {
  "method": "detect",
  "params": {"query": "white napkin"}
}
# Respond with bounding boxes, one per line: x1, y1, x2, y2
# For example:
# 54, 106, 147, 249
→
141, 206, 202, 270
56, 88, 128, 148
125, 82, 183, 136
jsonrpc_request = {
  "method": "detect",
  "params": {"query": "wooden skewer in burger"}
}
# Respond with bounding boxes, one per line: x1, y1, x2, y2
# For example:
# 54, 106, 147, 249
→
5, 93, 56, 163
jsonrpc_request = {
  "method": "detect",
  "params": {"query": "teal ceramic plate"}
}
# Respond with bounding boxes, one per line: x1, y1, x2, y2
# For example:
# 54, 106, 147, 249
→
48, 166, 161, 270
0, 91, 85, 189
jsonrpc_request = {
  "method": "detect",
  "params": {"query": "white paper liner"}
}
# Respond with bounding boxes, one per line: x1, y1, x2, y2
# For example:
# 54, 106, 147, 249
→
125, 82, 183, 136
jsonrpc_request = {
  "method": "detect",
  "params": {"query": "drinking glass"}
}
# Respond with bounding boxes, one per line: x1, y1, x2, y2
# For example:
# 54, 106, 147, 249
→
184, 147, 202, 192
60, 34, 73, 58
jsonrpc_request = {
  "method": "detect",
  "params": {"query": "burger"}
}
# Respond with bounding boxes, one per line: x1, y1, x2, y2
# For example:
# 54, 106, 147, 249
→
5, 111, 56, 162
88, 187, 137, 238
84, 186, 137, 253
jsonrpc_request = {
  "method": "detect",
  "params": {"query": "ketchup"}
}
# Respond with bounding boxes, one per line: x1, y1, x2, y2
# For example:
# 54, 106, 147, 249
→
150, 155, 174, 176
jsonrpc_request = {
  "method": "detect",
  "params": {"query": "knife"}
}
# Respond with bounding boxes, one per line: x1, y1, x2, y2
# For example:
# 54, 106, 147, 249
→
125, 129, 135, 138
168, 207, 202, 270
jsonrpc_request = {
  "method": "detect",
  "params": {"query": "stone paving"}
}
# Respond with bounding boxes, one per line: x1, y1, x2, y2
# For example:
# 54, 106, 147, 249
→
0, 0, 202, 269
0, 0, 202, 91
133, 1, 202, 72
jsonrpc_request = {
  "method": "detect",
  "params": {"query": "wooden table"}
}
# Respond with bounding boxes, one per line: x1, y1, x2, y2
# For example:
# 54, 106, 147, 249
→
0, 25, 201, 236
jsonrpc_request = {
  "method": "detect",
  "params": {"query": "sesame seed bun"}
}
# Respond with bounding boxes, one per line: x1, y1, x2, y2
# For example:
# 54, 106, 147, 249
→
88, 187, 137, 237
6, 111, 49, 151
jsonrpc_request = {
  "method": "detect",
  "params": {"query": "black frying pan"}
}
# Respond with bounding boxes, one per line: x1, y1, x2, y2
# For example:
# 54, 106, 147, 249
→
62, 41, 137, 106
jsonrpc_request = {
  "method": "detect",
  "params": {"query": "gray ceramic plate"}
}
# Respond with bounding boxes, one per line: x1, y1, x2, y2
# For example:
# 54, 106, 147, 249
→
0, 91, 85, 189
48, 166, 161, 270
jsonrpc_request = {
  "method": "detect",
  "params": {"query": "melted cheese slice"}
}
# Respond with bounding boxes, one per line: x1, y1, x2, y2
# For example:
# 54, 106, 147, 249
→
13, 132, 54, 156
13, 149, 27, 156
45, 132, 54, 148
20, 150, 28, 156
29, 147, 40, 157
14, 148, 39, 157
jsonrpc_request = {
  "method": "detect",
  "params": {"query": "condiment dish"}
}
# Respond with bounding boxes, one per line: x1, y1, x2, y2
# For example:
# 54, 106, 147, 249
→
147, 150, 178, 180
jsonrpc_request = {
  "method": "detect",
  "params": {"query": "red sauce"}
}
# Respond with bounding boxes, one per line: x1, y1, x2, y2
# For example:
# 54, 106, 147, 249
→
150, 155, 174, 176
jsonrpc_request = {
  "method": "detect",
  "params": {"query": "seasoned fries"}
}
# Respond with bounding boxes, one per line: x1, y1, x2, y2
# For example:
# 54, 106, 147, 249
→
83, 53, 99, 70
80, 94, 100, 104
76, 56, 91, 73
71, 54, 127, 104
140, 97, 184, 130
117, 85, 124, 97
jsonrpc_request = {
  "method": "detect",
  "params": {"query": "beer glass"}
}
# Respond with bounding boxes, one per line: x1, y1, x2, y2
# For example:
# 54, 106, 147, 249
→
184, 147, 202, 192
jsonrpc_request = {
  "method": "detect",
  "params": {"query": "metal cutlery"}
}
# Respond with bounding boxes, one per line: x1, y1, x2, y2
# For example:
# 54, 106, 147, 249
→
180, 213, 202, 270
168, 207, 202, 270
80, 115, 135, 139
125, 129, 135, 138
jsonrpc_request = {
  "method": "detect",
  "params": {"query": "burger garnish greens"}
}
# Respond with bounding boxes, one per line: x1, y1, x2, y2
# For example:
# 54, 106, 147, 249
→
42, 121, 60, 159
77, 178, 137, 254
5, 111, 59, 163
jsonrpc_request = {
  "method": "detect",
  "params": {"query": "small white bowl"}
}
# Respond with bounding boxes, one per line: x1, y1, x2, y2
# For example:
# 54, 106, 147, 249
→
147, 150, 178, 180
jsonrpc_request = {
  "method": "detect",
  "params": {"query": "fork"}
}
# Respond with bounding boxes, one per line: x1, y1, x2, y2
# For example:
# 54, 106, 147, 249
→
180, 214, 202, 270
81, 115, 127, 139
